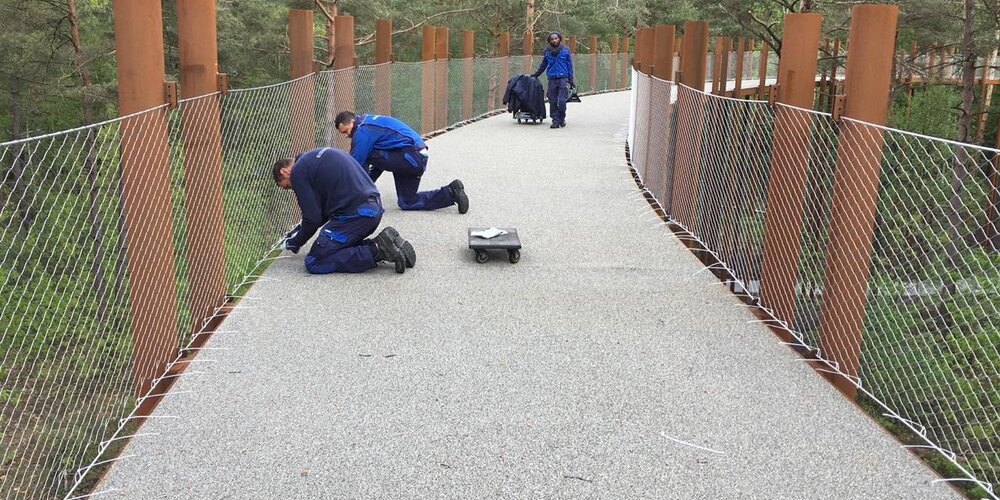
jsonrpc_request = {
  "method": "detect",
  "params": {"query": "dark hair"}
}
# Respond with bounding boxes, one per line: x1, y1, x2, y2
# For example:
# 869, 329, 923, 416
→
272, 158, 293, 184
334, 111, 356, 129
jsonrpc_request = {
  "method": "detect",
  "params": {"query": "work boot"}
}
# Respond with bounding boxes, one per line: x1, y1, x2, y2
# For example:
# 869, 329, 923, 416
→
449, 179, 469, 214
559, 122, 566, 128
550, 122, 560, 129
379, 226, 416, 268
372, 227, 406, 274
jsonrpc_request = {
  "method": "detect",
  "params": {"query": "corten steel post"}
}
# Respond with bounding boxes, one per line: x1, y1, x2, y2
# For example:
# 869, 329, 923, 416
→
176, 0, 226, 339
653, 25, 677, 210
523, 30, 534, 73
610, 37, 620, 90
333, 16, 356, 152
421, 26, 436, 134
653, 25, 676, 81
112, 0, 179, 398
732, 37, 745, 97
633, 29, 645, 72
435, 26, 450, 130
568, 35, 576, 55
462, 31, 474, 120
289, 9, 315, 155
670, 21, 709, 227
639, 27, 655, 75
818, 4, 898, 400
758, 42, 770, 99
375, 19, 392, 116
719, 37, 731, 95
711, 37, 725, 94
589, 36, 598, 93
828, 39, 841, 112
620, 36, 631, 88
759, 13, 822, 339
499, 33, 511, 109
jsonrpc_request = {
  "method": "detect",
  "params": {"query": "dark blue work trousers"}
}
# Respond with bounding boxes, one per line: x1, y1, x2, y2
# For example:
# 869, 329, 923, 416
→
547, 77, 570, 125
369, 149, 455, 211
304, 197, 382, 274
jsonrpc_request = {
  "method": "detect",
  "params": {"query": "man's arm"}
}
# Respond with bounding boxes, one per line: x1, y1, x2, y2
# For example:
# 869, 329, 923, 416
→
531, 57, 548, 78
349, 125, 377, 169
287, 182, 323, 251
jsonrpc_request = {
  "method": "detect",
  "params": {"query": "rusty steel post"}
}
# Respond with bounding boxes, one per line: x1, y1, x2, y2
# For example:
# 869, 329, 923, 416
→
670, 21, 709, 225
610, 37, 620, 90
653, 24, 676, 81
818, 4, 898, 400
568, 35, 576, 55
112, 0, 179, 398
719, 37, 732, 95
757, 42, 770, 99
620, 35, 631, 88
462, 30, 474, 120
523, 30, 534, 73
421, 26, 436, 134
711, 37, 724, 94
176, 0, 226, 339
499, 32, 511, 109
732, 37, 745, 97
333, 15, 355, 151
759, 13, 823, 342
590, 35, 598, 93
828, 39, 841, 112
435, 26, 450, 130
639, 27, 655, 75
289, 9, 315, 154
375, 19, 392, 115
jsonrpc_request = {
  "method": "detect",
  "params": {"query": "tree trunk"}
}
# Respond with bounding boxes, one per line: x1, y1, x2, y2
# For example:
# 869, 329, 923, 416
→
946, 0, 978, 264
6, 76, 33, 232
68, 0, 109, 321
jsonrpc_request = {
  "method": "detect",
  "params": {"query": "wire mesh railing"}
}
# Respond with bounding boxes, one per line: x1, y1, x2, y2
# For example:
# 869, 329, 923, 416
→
629, 68, 1000, 498
0, 53, 628, 499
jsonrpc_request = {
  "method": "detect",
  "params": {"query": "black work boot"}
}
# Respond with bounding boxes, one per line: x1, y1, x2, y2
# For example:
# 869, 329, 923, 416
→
379, 226, 416, 268
372, 228, 406, 274
449, 179, 469, 214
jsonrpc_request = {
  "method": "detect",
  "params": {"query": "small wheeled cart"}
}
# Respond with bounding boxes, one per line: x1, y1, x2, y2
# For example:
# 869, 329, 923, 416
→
468, 227, 521, 264
515, 112, 543, 124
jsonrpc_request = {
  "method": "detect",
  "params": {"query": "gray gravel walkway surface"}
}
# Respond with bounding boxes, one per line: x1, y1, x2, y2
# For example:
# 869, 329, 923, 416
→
100, 92, 959, 499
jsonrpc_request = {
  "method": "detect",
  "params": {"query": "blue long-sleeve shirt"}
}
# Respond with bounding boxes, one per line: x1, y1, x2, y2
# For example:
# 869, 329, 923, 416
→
349, 114, 427, 169
287, 147, 379, 249
533, 45, 574, 80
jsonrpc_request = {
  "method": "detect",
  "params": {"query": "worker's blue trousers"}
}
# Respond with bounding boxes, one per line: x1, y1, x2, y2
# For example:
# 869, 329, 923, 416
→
547, 77, 569, 125
304, 197, 383, 274
369, 149, 455, 210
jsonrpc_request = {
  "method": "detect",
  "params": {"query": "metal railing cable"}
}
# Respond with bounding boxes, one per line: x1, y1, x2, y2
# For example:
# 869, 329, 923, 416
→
0, 54, 629, 499
628, 68, 1000, 498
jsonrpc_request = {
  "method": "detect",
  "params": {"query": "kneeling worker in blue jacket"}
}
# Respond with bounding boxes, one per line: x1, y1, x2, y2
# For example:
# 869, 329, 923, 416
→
531, 31, 575, 128
272, 147, 416, 274
335, 111, 469, 214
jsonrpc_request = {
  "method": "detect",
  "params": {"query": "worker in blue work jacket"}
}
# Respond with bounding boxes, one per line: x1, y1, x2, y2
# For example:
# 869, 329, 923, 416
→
531, 31, 575, 128
272, 147, 417, 274
334, 111, 470, 214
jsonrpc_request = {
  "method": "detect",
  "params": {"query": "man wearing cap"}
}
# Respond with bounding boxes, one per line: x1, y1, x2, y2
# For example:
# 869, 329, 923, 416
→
531, 31, 575, 128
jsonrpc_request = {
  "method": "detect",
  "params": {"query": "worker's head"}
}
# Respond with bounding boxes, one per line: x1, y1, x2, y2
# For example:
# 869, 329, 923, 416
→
335, 111, 357, 137
547, 32, 562, 48
272, 158, 293, 189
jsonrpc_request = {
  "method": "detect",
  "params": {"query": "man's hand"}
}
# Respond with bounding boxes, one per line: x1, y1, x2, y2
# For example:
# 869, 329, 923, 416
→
569, 78, 575, 89
283, 222, 301, 253
530, 72, 541, 78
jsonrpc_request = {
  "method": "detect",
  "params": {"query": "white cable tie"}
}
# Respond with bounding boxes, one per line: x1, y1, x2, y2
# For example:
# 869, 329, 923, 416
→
881, 413, 927, 437
119, 415, 180, 426
902, 445, 957, 461
659, 432, 725, 455
74, 455, 136, 481
182, 346, 231, 352
100, 432, 160, 448
930, 478, 995, 493
66, 488, 122, 500
136, 390, 194, 403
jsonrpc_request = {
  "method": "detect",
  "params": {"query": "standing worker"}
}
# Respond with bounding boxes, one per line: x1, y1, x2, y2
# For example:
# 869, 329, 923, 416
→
335, 111, 470, 214
272, 147, 416, 274
531, 31, 575, 128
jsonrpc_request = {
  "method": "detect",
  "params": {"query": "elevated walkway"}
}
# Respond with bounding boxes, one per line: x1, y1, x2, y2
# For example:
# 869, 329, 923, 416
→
100, 91, 957, 499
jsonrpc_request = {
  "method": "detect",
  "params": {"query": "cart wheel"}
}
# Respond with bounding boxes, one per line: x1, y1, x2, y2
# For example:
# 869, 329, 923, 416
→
517, 118, 522, 124
475, 249, 489, 263
508, 249, 520, 264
